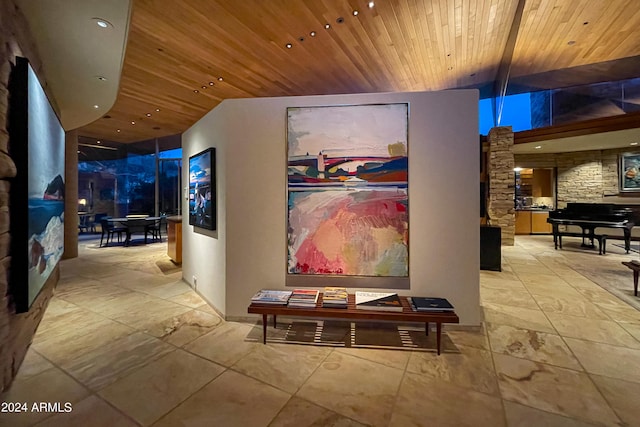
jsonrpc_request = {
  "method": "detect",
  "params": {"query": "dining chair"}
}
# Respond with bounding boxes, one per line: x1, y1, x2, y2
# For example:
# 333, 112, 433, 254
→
99, 217, 126, 247
146, 216, 167, 242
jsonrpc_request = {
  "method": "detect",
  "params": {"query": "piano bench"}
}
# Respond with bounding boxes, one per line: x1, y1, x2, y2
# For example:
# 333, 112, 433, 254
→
557, 233, 607, 255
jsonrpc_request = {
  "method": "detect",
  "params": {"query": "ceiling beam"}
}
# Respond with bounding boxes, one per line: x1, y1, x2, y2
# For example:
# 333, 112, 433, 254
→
494, 0, 527, 126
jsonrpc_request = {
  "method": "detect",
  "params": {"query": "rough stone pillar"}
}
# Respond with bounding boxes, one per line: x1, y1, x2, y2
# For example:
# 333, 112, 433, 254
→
487, 126, 515, 245
63, 129, 78, 259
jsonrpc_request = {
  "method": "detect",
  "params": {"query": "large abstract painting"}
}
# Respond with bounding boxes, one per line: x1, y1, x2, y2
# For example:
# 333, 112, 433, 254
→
9, 57, 65, 312
287, 103, 409, 287
188, 148, 216, 230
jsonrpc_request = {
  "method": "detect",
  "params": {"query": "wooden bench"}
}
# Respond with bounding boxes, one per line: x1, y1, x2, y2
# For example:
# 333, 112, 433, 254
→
248, 293, 460, 355
555, 231, 608, 255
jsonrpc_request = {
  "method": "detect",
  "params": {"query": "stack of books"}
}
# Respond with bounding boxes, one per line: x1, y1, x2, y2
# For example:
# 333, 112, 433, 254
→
407, 297, 454, 312
355, 291, 403, 312
287, 289, 320, 308
322, 287, 348, 308
250, 289, 293, 305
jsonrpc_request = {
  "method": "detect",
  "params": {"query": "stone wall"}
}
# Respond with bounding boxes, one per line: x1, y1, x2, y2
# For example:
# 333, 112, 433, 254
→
515, 147, 640, 208
487, 126, 515, 245
0, 0, 59, 393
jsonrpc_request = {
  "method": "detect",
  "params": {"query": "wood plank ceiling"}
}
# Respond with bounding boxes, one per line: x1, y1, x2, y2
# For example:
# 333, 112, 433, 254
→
78, 0, 640, 144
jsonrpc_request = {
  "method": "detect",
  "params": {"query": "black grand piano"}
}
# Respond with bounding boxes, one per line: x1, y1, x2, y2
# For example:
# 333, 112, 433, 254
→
547, 203, 640, 254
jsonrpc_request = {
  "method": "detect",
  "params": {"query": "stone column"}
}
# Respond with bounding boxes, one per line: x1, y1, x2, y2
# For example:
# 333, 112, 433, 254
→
63, 129, 78, 259
487, 126, 515, 245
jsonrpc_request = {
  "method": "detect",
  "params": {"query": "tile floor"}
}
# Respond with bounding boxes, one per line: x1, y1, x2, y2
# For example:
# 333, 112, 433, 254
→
2, 235, 640, 426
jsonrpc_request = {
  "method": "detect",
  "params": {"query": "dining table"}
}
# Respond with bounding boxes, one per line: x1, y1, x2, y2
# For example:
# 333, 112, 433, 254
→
107, 216, 163, 246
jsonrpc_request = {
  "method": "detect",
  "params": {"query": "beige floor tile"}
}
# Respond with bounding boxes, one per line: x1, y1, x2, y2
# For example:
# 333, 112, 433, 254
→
36, 298, 81, 326
389, 372, 505, 427
334, 347, 410, 371
33, 318, 135, 365
144, 309, 223, 347
184, 322, 259, 367
479, 277, 527, 291
619, 322, 640, 341
297, 352, 403, 427
33, 395, 137, 427
494, 353, 620, 425
510, 262, 555, 275
482, 302, 556, 333
533, 294, 610, 320
167, 290, 207, 308
99, 349, 224, 426
54, 283, 133, 308
546, 312, 640, 348
487, 323, 582, 370
503, 401, 600, 427
109, 298, 192, 330
34, 304, 106, 338
480, 287, 540, 310
14, 349, 54, 382
445, 327, 490, 350
0, 368, 90, 427
520, 278, 584, 299
232, 343, 331, 394
82, 291, 159, 318
139, 280, 193, 299
590, 374, 640, 427
517, 272, 570, 287
597, 304, 640, 324
153, 370, 289, 427
406, 344, 499, 395
59, 331, 175, 391
564, 337, 640, 383
268, 396, 367, 427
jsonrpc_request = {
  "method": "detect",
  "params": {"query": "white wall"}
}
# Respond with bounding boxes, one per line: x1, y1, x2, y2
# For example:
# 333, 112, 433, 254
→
182, 90, 481, 325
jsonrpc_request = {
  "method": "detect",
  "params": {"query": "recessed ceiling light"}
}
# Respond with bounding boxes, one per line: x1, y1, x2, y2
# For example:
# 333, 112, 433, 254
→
193, 89, 199, 93
470, 73, 476, 77
310, 31, 316, 37
583, 21, 589, 25
93, 18, 113, 28
209, 81, 215, 86
325, 23, 331, 29
201, 85, 207, 89
447, 67, 453, 70
93, 105, 99, 109
152, 126, 161, 130
368, 1, 375, 8
96, 76, 107, 81
336, 17, 344, 24
298, 36, 305, 42
155, 108, 160, 112
631, 142, 638, 146
77, 150, 80, 154
286, 43, 293, 49
146, 113, 152, 117
218, 77, 223, 81
116, 129, 121, 132
353, 10, 359, 16
567, 40, 576, 45
535, 145, 542, 149
131, 121, 135, 125
96, 140, 101, 144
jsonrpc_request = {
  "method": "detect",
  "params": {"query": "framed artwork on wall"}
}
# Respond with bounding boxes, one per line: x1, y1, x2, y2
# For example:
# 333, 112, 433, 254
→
619, 152, 640, 193
286, 103, 409, 288
188, 148, 216, 230
8, 57, 66, 312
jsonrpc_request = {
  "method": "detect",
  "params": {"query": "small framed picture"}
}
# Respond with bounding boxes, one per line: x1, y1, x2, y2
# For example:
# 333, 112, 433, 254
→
619, 152, 640, 193
188, 148, 216, 230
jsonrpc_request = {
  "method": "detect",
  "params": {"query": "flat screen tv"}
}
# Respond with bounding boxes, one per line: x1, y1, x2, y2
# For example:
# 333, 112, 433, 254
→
8, 56, 65, 312
188, 148, 216, 230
